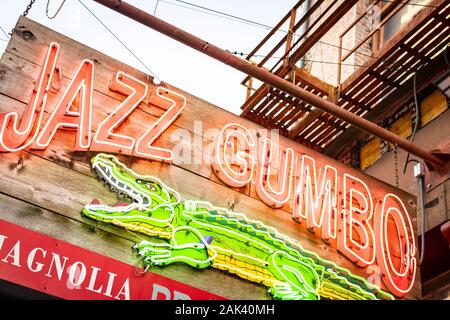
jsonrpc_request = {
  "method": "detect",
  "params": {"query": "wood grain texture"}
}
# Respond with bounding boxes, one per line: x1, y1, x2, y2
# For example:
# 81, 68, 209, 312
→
0, 17, 421, 299
0, 192, 268, 300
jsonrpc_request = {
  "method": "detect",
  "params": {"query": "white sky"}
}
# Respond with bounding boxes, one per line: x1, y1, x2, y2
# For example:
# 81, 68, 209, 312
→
0, 0, 298, 115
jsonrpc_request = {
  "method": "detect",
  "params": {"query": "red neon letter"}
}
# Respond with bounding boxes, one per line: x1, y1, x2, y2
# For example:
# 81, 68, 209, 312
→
90, 71, 148, 154
338, 174, 376, 267
211, 123, 255, 188
33, 59, 94, 151
375, 193, 417, 297
0, 42, 60, 151
255, 138, 294, 208
133, 87, 186, 162
292, 155, 338, 241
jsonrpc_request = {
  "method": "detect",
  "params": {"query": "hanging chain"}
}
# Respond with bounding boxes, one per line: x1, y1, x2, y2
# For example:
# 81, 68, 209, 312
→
393, 144, 400, 188
10, 0, 36, 36
22, 0, 36, 17
46, 0, 66, 19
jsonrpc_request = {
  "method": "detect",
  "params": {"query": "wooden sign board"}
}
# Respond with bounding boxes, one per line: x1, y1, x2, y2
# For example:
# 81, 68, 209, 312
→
0, 17, 420, 300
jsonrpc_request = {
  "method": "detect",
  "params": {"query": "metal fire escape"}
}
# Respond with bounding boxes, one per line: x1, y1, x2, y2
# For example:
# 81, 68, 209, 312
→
239, 0, 449, 155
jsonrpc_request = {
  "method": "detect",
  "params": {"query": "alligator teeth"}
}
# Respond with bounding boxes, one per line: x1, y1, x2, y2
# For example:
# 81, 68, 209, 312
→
117, 191, 128, 199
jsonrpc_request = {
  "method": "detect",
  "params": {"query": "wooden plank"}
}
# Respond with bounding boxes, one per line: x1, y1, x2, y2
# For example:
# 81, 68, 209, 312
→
0, 52, 251, 195
420, 90, 448, 126
341, 0, 447, 92
241, 0, 358, 116
5, 18, 266, 140
389, 113, 412, 139
294, 67, 335, 96
0, 17, 423, 300
360, 138, 381, 171
325, 50, 449, 158
288, 109, 322, 138
0, 192, 267, 299
1, 16, 417, 214
420, 182, 449, 232
0, 149, 385, 288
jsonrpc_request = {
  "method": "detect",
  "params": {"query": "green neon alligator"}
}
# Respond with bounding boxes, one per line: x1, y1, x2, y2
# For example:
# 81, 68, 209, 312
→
82, 154, 394, 300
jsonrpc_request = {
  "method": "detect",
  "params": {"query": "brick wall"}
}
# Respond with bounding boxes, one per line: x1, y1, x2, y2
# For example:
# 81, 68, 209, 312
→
301, 0, 373, 86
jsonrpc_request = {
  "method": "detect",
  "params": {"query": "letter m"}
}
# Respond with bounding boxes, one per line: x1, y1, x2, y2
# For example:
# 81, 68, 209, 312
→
292, 155, 338, 241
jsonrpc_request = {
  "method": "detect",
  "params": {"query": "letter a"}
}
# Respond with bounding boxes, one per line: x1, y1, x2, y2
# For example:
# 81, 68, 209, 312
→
33, 59, 94, 151
91, 71, 148, 154
0, 42, 60, 152
133, 87, 185, 162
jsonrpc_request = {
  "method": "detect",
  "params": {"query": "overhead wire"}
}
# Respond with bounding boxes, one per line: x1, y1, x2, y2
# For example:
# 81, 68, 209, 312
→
228, 51, 374, 68
160, 0, 422, 73
46, 0, 66, 19
79, 0, 435, 83
78, 0, 161, 82
154, 0, 161, 15
0, 25, 10, 40
159, 0, 266, 30
382, 0, 439, 8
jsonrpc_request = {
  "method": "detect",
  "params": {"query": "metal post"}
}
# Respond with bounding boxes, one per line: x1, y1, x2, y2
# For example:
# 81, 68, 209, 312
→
337, 35, 343, 90
413, 162, 426, 264
92, 0, 445, 169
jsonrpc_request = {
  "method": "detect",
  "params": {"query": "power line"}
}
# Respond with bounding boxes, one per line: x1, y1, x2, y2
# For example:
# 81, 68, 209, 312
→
78, 0, 161, 82
160, 0, 418, 72
173, 0, 275, 29
0, 25, 10, 40
382, 0, 439, 9
162, 0, 363, 60
159, 0, 267, 30
228, 51, 374, 68
154, 0, 161, 15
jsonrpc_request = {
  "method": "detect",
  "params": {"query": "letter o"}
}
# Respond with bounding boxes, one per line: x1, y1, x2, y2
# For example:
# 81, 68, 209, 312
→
68, 261, 87, 287
375, 193, 417, 297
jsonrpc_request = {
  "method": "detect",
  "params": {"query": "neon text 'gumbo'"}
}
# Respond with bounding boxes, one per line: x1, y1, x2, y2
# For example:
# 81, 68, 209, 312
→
211, 123, 417, 297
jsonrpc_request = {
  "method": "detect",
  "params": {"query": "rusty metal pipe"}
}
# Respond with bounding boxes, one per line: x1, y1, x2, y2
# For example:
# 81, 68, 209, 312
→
92, 0, 445, 169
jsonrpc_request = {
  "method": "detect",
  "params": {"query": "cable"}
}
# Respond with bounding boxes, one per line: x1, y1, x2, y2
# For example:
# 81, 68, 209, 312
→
444, 45, 450, 69
416, 165, 426, 265
382, 0, 439, 9
161, 0, 418, 74
173, 0, 276, 29
159, 0, 267, 30
228, 51, 373, 68
154, 0, 161, 15
78, 0, 161, 82
402, 71, 421, 174
0, 26, 10, 40
46, 0, 66, 19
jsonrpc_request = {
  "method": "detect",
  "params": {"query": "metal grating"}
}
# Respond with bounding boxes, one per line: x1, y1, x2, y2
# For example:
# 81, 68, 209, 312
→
240, 0, 450, 153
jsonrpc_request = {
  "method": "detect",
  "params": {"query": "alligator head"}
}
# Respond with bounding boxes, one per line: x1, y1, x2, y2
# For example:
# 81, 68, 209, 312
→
82, 154, 181, 237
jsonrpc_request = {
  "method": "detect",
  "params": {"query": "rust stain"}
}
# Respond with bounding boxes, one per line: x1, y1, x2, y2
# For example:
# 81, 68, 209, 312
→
8, 156, 26, 173
48, 155, 75, 169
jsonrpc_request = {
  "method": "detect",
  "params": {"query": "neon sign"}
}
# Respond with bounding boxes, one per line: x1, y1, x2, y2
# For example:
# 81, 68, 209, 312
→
0, 41, 417, 298
83, 154, 395, 300
212, 126, 417, 297
0, 42, 186, 161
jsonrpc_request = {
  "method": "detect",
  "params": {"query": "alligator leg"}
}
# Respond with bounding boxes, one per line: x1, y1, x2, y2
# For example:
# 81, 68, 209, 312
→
135, 226, 214, 269
267, 251, 321, 300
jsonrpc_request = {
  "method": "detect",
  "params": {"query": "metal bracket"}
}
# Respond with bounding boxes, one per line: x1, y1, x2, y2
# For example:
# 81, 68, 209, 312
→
424, 138, 450, 191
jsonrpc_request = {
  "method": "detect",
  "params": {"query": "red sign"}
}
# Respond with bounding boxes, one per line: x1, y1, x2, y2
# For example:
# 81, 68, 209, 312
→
0, 219, 224, 300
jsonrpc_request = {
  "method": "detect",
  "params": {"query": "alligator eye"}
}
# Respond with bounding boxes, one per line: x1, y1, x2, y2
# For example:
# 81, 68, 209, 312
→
146, 184, 156, 191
